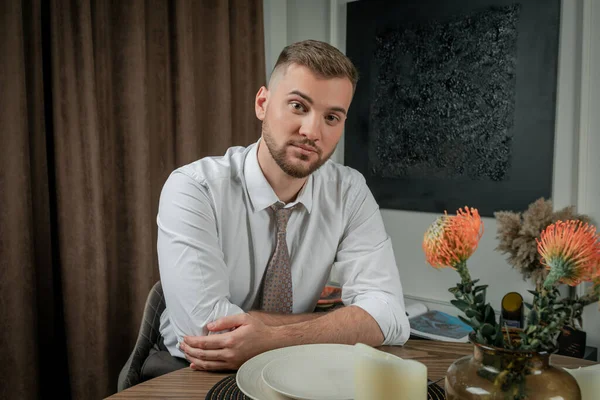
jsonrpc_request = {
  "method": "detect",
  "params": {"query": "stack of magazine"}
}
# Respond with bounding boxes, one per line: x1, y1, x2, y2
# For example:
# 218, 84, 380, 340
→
406, 303, 473, 343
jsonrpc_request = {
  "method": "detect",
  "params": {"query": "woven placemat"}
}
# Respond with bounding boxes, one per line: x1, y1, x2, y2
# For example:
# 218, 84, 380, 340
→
205, 375, 248, 400
205, 374, 445, 400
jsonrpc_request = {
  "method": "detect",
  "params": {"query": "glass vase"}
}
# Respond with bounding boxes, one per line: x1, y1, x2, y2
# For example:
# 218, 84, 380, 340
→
445, 332, 581, 399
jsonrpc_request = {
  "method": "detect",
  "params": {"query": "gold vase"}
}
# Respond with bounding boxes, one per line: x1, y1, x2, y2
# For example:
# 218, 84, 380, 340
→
445, 332, 581, 399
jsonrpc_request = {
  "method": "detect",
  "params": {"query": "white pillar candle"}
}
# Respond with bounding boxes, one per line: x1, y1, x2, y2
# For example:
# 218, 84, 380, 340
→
354, 343, 428, 400
564, 364, 600, 400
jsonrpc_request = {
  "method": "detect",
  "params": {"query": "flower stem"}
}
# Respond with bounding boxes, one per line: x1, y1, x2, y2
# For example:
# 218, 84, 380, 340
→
543, 268, 561, 289
455, 260, 472, 286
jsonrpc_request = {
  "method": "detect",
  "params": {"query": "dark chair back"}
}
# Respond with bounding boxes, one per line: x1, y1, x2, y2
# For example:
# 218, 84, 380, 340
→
117, 281, 166, 392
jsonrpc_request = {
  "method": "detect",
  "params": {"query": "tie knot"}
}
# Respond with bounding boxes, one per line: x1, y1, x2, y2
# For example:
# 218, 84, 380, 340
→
270, 202, 295, 233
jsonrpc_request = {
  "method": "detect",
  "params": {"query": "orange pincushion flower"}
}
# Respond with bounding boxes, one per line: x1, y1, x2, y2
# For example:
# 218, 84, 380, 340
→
537, 220, 600, 287
423, 207, 484, 269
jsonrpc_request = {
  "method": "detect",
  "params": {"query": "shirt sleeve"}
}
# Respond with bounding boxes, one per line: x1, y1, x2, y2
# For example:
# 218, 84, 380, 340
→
156, 170, 245, 347
334, 175, 411, 346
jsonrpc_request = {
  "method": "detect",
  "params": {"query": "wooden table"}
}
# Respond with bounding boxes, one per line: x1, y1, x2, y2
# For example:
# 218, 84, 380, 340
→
106, 340, 597, 399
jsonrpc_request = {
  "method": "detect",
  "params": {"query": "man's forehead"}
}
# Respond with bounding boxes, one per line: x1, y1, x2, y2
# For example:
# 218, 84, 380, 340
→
269, 64, 353, 107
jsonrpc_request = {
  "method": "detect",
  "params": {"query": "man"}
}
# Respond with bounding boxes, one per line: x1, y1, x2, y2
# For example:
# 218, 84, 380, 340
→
155, 40, 410, 374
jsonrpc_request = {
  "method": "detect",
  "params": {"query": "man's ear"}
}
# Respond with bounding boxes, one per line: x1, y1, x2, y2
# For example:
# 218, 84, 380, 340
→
255, 86, 269, 121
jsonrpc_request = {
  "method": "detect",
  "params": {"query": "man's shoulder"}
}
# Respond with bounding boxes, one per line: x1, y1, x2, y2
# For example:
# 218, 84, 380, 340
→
173, 143, 253, 184
315, 159, 367, 187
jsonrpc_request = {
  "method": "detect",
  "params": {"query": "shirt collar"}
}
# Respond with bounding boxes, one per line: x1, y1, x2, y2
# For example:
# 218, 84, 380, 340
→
244, 139, 313, 214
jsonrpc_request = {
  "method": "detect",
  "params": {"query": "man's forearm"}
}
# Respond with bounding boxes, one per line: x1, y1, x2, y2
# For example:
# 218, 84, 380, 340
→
248, 310, 324, 326
270, 305, 384, 347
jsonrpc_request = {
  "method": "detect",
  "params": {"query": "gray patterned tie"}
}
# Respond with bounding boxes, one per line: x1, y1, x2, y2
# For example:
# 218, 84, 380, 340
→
259, 202, 295, 313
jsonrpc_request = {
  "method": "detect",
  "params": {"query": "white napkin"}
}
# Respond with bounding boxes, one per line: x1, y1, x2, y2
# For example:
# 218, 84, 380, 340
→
353, 343, 428, 400
564, 363, 600, 400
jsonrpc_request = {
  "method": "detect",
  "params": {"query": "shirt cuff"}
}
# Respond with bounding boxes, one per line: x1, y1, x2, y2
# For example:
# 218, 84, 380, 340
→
351, 294, 411, 346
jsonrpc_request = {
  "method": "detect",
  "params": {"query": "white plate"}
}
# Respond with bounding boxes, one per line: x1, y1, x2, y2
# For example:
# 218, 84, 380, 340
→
237, 344, 355, 400
261, 347, 355, 400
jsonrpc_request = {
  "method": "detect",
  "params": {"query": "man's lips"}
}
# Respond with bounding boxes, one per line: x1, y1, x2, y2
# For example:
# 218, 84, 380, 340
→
291, 143, 318, 153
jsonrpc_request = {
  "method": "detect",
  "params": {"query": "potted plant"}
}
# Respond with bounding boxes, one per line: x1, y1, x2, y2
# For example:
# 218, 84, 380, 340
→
422, 206, 600, 399
494, 198, 600, 358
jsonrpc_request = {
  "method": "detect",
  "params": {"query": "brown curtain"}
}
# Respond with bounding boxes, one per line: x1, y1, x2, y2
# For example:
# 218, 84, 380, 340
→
0, 0, 265, 399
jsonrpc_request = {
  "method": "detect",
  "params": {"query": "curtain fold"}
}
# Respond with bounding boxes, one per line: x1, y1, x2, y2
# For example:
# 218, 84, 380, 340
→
1, 1, 70, 398
0, 0, 265, 398
0, 1, 41, 397
50, 0, 112, 397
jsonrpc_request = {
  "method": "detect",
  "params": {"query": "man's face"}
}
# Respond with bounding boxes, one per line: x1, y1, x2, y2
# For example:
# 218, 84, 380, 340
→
255, 64, 354, 178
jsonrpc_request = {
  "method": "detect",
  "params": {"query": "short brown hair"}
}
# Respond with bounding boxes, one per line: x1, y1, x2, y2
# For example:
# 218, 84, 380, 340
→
270, 40, 359, 89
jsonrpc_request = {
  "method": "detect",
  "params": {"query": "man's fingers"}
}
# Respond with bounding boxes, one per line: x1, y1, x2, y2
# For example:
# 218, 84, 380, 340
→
185, 354, 230, 371
182, 316, 248, 350
181, 344, 227, 361
183, 333, 230, 350
208, 313, 249, 332
191, 360, 232, 371
184, 350, 233, 371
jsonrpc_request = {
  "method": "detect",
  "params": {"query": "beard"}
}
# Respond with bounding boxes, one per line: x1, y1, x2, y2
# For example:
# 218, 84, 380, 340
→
262, 119, 334, 178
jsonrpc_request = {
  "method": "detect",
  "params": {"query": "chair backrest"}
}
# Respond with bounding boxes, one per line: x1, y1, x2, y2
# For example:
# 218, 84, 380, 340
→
142, 281, 166, 346
117, 280, 166, 392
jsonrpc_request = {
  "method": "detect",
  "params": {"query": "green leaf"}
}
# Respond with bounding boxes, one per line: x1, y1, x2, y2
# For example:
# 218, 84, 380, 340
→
528, 290, 539, 297
524, 302, 533, 310
494, 326, 504, 347
465, 308, 482, 319
524, 325, 534, 335
484, 305, 496, 324
458, 315, 474, 328
473, 284, 488, 293
451, 299, 470, 312
476, 330, 486, 344
495, 323, 502, 334
459, 315, 480, 329
481, 323, 495, 337
528, 309, 539, 325
475, 293, 486, 304
519, 332, 528, 342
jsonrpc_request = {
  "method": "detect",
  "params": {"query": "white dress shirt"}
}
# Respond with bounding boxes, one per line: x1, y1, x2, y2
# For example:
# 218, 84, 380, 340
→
157, 139, 410, 357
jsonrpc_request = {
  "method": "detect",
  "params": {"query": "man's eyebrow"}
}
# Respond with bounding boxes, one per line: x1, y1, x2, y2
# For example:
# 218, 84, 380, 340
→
288, 90, 347, 115
288, 90, 314, 104
329, 106, 347, 116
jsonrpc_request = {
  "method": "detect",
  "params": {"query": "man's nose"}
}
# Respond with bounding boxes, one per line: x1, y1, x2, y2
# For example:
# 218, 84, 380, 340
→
299, 115, 321, 142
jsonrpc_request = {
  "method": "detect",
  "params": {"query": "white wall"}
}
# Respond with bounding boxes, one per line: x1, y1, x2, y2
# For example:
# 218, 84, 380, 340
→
263, 0, 331, 82
263, 0, 600, 352
576, 0, 600, 352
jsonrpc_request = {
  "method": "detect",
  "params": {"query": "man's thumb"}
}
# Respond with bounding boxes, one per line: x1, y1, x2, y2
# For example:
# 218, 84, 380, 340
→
207, 313, 247, 332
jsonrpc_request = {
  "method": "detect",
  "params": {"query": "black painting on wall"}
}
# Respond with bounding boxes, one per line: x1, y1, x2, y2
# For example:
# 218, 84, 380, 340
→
344, 0, 561, 217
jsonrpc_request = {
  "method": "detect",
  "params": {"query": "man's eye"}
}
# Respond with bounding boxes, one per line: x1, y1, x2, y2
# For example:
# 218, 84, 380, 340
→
290, 102, 305, 112
326, 115, 340, 122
